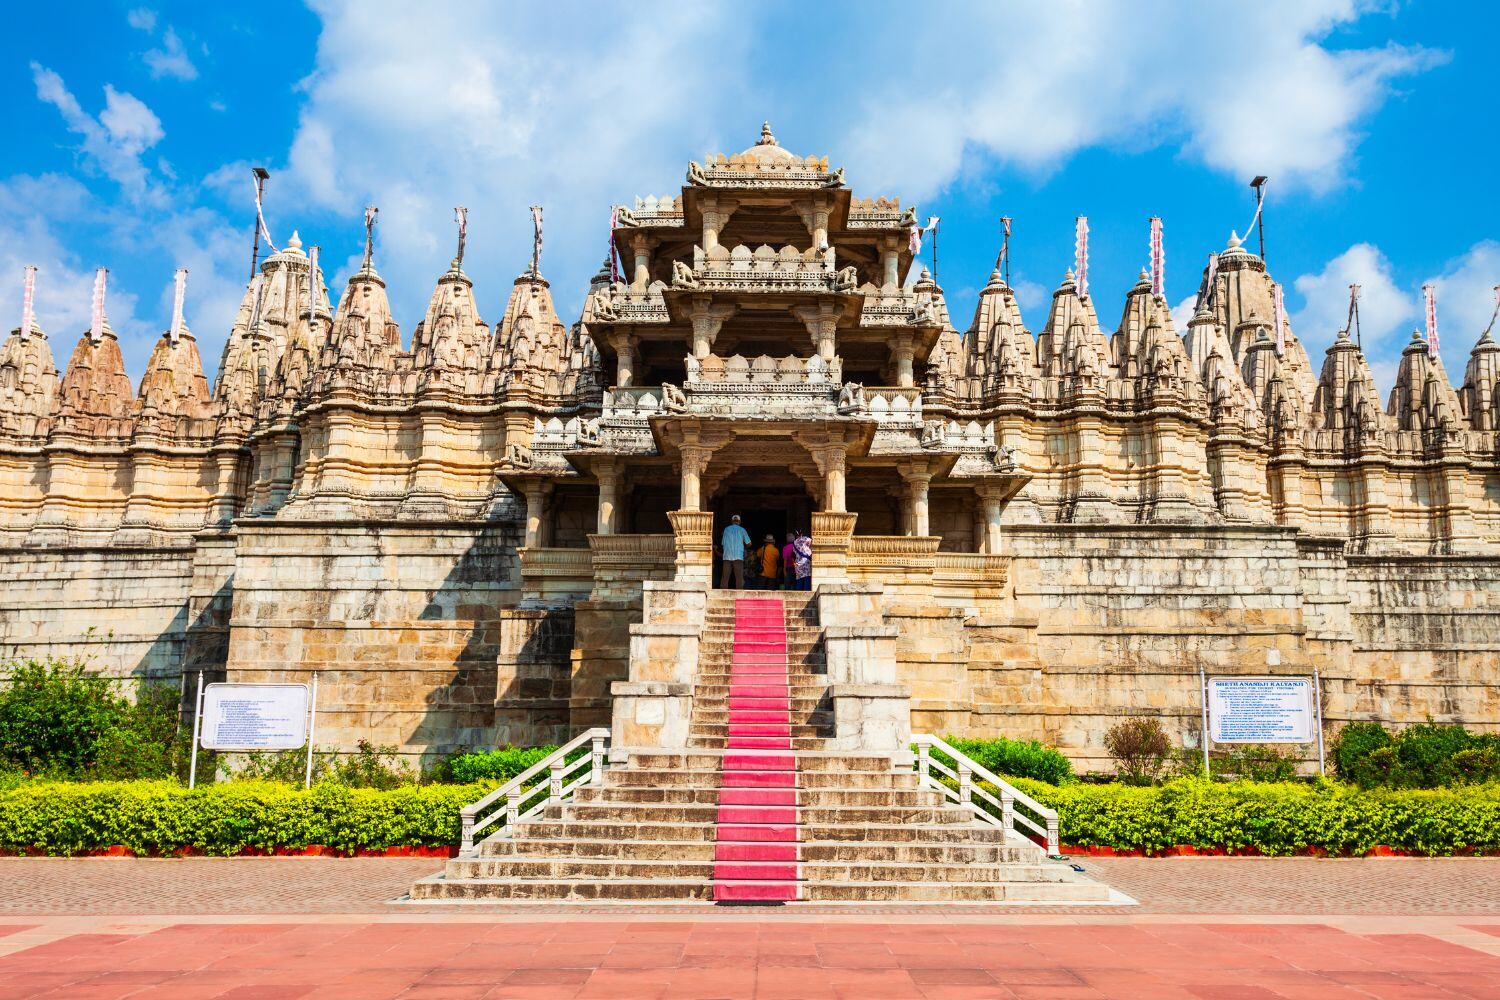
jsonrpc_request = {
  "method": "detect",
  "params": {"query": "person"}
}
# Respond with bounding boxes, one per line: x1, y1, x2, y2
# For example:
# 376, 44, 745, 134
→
755, 534, 780, 590
719, 514, 751, 589
781, 531, 797, 590
793, 530, 813, 591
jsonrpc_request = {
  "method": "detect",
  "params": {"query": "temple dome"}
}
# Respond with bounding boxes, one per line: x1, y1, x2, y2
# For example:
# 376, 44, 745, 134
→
738, 121, 798, 164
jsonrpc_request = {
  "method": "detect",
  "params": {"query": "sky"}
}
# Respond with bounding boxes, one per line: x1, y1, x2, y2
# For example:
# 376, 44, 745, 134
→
3, 1, 1497, 394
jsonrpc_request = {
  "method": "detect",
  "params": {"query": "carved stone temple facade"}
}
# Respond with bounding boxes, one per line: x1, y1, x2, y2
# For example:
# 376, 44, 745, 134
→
2, 126, 1498, 769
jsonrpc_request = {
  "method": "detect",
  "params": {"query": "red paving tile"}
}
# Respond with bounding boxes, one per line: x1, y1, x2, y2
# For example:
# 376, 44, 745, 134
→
1, 920, 1499, 998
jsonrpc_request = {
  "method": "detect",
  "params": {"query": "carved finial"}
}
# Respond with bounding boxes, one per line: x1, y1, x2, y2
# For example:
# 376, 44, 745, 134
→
1226, 230, 1243, 251
758, 121, 776, 146
287, 230, 303, 252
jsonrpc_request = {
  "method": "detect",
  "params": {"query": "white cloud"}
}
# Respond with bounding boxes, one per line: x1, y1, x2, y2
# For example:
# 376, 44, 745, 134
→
143, 28, 199, 82
1291, 243, 1415, 362
1171, 295, 1199, 336
31, 65, 164, 197
835, 1, 1440, 198
126, 7, 156, 32
1425, 241, 1500, 343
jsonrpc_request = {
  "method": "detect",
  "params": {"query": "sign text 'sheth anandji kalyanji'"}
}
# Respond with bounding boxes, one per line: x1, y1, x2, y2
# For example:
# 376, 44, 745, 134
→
1206, 677, 1315, 744
200, 683, 310, 751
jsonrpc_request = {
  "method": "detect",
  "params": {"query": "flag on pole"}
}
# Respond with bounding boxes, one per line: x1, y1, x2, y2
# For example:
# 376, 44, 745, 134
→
248, 274, 265, 330
609, 207, 621, 284
1149, 217, 1164, 298
1074, 216, 1090, 300
997, 216, 1012, 277
1485, 285, 1500, 338
362, 206, 378, 271
90, 268, 107, 343
453, 206, 468, 268
20, 265, 37, 340
1203, 252, 1219, 310
1272, 283, 1286, 356
170, 268, 187, 343
306, 247, 319, 325
1423, 283, 1439, 357
909, 216, 939, 256
253, 175, 276, 254
530, 205, 544, 276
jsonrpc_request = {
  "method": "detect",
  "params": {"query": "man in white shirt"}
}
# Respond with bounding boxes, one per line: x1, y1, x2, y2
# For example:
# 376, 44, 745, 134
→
719, 514, 751, 589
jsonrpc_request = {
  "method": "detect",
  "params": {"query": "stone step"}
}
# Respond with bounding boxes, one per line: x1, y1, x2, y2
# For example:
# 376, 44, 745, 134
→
411, 875, 1109, 903
626, 751, 899, 771
479, 836, 1041, 865
572, 785, 945, 808
603, 768, 919, 790
505, 819, 1011, 845
549, 801, 977, 827
442, 856, 1064, 884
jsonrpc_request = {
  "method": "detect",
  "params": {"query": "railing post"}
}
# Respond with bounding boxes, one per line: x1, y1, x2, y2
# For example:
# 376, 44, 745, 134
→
1000, 789, 1016, 841
1046, 816, 1060, 856
461, 812, 475, 855
957, 761, 973, 815
591, 732, 605, 784
916, 741, 930, 787
506, 787, 522, 830
549, 756, 565, 800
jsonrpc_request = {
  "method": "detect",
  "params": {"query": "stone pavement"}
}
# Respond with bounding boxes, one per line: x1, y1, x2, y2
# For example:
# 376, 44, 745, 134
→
2, 858, 1500, 998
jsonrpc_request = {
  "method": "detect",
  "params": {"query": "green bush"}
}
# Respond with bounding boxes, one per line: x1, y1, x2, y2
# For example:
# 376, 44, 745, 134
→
435, 745, 561, 784
0, 658, 185, 780
0, 780, 487, 856
1104, 718, 1172, 785
992, 776, 1500, 856
1330, 722, 1500, 789
941, 736, 1075, 785
1218, 745, 1300, 783
234, 740, 415, 789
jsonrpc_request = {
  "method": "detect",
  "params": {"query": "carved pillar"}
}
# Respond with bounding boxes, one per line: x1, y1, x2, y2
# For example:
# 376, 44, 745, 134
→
608, 332, 636, 388
678, 445, 712, 512
899, 461, 932, 536
977, 484, 1005, 554
879, 236, 900, 290
699, 195, 738, 253
687, 298, 735, 360
891, 333, 916, 388
809, 445, 848, 513
595, 460, 622, 535
794, 302, 840, 364
522, 480, 552, 548
630, 234, 653, 291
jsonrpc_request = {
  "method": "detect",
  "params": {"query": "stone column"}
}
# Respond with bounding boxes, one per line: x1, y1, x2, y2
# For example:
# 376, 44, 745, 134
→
977, 484, 1005, 554
891, 333, 916, 388
900, 465, 931, 536
630, 234, 653, 291
699, 195, 737, 253
810, 445, 848, 513
794, 303, 840, 363
678, 445, 712, 512
687, 298, 735, 360
608, 332, 636, 388
522, 481, 551, 548
879, 237, 899, 290
595, 460, 621, 535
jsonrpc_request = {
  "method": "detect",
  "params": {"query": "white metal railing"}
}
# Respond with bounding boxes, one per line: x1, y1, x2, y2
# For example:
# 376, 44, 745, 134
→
913, 734, 1060, 855
459, 728, 610, 855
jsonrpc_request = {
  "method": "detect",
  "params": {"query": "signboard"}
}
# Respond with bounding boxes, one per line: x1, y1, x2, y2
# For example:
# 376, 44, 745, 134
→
200, 683, 310, 751
1207, 677, 1316, 744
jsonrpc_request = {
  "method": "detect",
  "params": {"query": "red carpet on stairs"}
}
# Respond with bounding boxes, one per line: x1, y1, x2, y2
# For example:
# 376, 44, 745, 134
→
712, 596, 799, 903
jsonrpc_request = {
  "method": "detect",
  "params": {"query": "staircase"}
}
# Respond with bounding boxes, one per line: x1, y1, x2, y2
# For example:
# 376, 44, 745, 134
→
411, 591, 1111, 904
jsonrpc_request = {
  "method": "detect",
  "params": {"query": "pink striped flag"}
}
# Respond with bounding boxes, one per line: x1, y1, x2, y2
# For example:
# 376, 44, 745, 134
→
1149, 217, 1164, 297
1074, 216, 1089, 300
170, 268, 187, 343
90, 268, 107, 342
20, 265, 36, 340
1423, 283, 1439, 357
1272, 283, 1286, 356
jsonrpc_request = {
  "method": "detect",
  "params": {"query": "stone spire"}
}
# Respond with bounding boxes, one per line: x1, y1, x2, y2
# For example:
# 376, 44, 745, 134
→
1039, 268, 1113, 391
264, 233, 331, 413
962, 267, 1035, 399
1312, 326, 1387, 441
135, 318, 212, 432
55, 304, 134, 438
1388, 329, 1462, 433
492, 270, 571, 397
0, 317, 60, 440
314, 237, 401, 391
1461, 327, 1500, 430
410, 255, 491, 392
1189, 301, 1261, 432
215, 231, 314, 428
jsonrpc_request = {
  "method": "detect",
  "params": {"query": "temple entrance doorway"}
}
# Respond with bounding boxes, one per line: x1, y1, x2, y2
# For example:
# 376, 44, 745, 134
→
710, 474, 814, 588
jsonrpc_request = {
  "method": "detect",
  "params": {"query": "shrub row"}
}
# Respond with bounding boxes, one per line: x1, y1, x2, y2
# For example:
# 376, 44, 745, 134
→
4, 776, 1497, 857
1330, 722, 1500, 789
999, 777, 1500, 856
940, 736, 1075, 785
0, 780, 486, 856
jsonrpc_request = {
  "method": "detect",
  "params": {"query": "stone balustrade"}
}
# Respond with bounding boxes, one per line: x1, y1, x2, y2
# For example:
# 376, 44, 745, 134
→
686, 353, 842, 387
587, 533, 675, 601
864, 388, 924, 426
673, 243, 858, 294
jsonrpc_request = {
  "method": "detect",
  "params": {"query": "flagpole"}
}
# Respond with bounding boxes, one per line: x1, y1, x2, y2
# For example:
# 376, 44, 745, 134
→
249, 167, 270, 281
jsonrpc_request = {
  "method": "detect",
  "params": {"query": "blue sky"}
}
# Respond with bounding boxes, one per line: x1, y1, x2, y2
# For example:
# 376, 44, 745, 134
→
3, 1, 1496, 392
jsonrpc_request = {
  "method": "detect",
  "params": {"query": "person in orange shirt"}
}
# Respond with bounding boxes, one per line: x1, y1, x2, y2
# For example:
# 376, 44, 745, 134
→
754, 535, 781, 590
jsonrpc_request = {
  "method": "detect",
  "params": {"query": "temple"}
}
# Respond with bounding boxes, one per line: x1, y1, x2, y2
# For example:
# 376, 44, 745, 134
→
2, 125, 1498, 770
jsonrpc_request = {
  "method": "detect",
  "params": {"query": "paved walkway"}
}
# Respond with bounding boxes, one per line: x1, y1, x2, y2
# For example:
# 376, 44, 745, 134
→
2, 858, 1500, 997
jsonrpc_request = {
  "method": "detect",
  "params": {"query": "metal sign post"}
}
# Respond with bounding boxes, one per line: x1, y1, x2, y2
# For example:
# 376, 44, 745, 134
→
1198, 664, 1211, 778
304, 673, 320, 789
188, 670, 205, 789
1313, 666, 1326, 775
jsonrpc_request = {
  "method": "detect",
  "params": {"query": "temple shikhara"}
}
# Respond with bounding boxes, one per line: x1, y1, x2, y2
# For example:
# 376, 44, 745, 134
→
2, 124, 1498, 788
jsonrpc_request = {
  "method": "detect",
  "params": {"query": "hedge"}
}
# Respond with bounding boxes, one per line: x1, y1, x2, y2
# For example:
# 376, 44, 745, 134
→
1000, 777, 1500, 856
0, 780, 487, 856
3, 777, 1498, 857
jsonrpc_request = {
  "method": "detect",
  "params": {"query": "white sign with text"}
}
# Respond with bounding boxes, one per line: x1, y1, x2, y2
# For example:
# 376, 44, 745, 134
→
200, 683, 310, 751
1207, 677, 1316, 744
